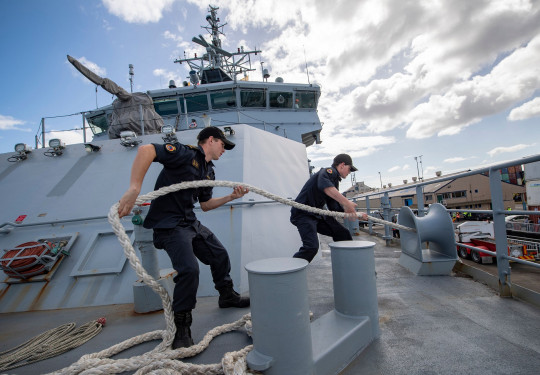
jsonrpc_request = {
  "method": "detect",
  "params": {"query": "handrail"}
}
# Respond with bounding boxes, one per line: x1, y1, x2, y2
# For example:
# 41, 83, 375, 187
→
355, 153, 540, 199
354, 153, 540, 297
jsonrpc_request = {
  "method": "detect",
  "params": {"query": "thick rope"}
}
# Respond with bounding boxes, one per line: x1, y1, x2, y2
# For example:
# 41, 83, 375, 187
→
129, 180, 413, 232
45, 180, 410, 375
0, 319, 104, 372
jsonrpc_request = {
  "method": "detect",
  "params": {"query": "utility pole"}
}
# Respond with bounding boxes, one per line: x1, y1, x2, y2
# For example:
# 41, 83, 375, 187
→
129, 64, 134, 93
419, 155, 424, 180
378, 171, 383, 189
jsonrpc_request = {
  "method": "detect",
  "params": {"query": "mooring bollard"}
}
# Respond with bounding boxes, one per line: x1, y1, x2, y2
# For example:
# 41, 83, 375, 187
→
245, 257, 312, 374
330, 240, 380, 338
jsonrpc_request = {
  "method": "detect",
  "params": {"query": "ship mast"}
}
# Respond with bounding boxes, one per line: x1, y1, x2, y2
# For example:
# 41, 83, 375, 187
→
174, 5, 262, 83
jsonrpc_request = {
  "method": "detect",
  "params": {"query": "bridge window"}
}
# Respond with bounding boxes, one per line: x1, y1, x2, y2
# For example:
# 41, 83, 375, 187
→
269, 92, 293, 108
240, 89, 266, 107
154, 98, 182, 116
185, 94, 209, 112
295, 91, 318, 108
210, 90, 237, 109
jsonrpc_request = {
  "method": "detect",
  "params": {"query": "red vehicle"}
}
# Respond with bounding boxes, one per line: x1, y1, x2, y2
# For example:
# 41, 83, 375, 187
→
455, 221, 536, 264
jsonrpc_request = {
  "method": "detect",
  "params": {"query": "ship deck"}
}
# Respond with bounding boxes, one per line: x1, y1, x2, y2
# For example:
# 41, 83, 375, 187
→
1, 234, 539, 375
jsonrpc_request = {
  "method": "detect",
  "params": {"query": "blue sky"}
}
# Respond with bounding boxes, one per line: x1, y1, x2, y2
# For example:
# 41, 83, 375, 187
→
1, 0, 539, 191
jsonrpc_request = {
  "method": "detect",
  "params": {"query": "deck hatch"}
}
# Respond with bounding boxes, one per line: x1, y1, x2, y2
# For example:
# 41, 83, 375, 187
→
70, 230, 132, 277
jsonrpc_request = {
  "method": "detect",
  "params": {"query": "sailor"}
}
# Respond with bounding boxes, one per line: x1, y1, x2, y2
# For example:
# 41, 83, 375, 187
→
118, 126, 250, 349
290, 154, 368, 262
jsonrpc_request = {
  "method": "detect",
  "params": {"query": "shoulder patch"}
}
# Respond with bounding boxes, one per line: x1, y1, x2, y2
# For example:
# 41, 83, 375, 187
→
192, 159, 199, 169
327, 168, 333, 174
165, 144, 176, 153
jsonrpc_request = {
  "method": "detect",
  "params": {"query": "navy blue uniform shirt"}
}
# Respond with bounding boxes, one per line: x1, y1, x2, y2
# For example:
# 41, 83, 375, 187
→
291, 166, 343, 218
143, 142, 214, 229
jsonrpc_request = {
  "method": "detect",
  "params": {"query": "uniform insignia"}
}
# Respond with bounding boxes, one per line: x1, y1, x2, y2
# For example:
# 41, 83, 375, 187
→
187, 145, 197, 149
327, 168, 333, 174
192, 159, 199, 169
165, 144, 176, 153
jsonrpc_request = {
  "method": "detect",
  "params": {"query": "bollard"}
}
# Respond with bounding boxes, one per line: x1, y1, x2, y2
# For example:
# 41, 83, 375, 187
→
245, 257, 312, 374
330, 240, 380, 338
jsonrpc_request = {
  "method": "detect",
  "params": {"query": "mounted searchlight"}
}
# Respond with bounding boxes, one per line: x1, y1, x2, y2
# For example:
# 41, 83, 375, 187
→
120, 131, 142, 148
44, 138, 66, 157
161, 125, 178, 143
7, 143, 32, 162
15, 143, 31, 153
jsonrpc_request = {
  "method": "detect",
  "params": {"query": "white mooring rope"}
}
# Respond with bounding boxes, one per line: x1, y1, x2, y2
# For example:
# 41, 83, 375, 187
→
41, 180, 411, 375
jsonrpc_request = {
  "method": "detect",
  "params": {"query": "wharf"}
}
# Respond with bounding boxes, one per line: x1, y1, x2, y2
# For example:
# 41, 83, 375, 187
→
1, 234, 539, 374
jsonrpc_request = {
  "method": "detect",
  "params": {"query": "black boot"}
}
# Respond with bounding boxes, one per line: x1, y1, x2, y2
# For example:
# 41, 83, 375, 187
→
172, 311, 194, 349
218, 286, 250, 308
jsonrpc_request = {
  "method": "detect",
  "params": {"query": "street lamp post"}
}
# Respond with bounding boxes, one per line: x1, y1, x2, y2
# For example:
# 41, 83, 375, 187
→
378, 171, 383, 189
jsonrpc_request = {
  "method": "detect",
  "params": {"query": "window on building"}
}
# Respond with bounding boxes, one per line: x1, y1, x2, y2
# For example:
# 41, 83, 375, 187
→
452, 191, 467, 198
210, 90, 236, 109
295, 91, 318, 108
269, 92, 293, 108
153, 98, 181, 116
240, 89, 266, 107
425, 194, 432, 201
185, 94, 209, 112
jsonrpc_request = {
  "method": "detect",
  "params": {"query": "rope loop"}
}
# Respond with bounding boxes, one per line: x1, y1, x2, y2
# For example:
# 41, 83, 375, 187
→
43, 179, 411, 375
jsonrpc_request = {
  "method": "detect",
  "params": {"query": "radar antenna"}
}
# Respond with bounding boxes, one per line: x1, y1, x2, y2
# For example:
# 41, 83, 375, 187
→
174, 6, 262, 83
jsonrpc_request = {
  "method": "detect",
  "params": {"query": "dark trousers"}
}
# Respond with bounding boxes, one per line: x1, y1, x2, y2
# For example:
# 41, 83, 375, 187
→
291, 214, 352, 262
153, 221, 232, 312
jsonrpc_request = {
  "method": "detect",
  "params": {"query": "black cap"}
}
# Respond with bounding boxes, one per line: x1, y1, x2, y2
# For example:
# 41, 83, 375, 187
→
197, 126, 235, 150
333, 154, 358, 172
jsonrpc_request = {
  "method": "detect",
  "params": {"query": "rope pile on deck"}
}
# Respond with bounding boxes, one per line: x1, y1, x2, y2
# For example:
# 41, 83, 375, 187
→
39, 180, 412, 374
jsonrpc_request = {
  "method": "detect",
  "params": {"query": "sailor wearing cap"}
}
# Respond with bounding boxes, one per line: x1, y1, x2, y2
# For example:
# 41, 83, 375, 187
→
290, 154, 368, 262
118, 126, 249, 349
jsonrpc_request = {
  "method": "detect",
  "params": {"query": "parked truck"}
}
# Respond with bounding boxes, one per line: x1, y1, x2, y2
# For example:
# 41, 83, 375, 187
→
455, 221, 539, 264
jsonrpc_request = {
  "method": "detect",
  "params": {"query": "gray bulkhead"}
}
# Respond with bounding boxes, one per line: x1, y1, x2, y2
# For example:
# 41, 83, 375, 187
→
0, 125, 308, 313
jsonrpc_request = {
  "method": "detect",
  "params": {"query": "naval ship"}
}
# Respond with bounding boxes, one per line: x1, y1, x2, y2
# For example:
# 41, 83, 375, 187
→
1, 5, 539, 375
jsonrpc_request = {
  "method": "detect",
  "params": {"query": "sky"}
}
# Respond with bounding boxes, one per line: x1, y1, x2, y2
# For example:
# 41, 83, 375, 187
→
1, 0, 540, 192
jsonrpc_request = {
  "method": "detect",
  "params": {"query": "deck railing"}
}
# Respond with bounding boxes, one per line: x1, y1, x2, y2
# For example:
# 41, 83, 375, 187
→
352, 153, 540, 296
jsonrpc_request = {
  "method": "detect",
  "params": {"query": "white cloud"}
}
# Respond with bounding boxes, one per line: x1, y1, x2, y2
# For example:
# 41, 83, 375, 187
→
508, 96, 540, 121
69, 57, 107, 83
102, 0, 175, 23
444, 157, 466, 163
189, 0, 540, 142
0, 115, 27, 131
307, 133, 396, 163
153, 69, 185, 88
388, 163, 410, 173
487, 143, 533, 157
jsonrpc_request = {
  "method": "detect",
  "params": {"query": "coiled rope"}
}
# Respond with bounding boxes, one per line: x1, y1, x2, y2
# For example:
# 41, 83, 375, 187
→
0, 319, 105, 372
43, 180, 411, 375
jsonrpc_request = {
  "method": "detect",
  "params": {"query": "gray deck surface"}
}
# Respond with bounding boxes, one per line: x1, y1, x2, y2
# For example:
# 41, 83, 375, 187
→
1, 234, 539, 374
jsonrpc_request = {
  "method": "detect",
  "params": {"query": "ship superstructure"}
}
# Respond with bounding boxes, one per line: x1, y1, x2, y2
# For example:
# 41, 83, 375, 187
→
83, 5, 322, 147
